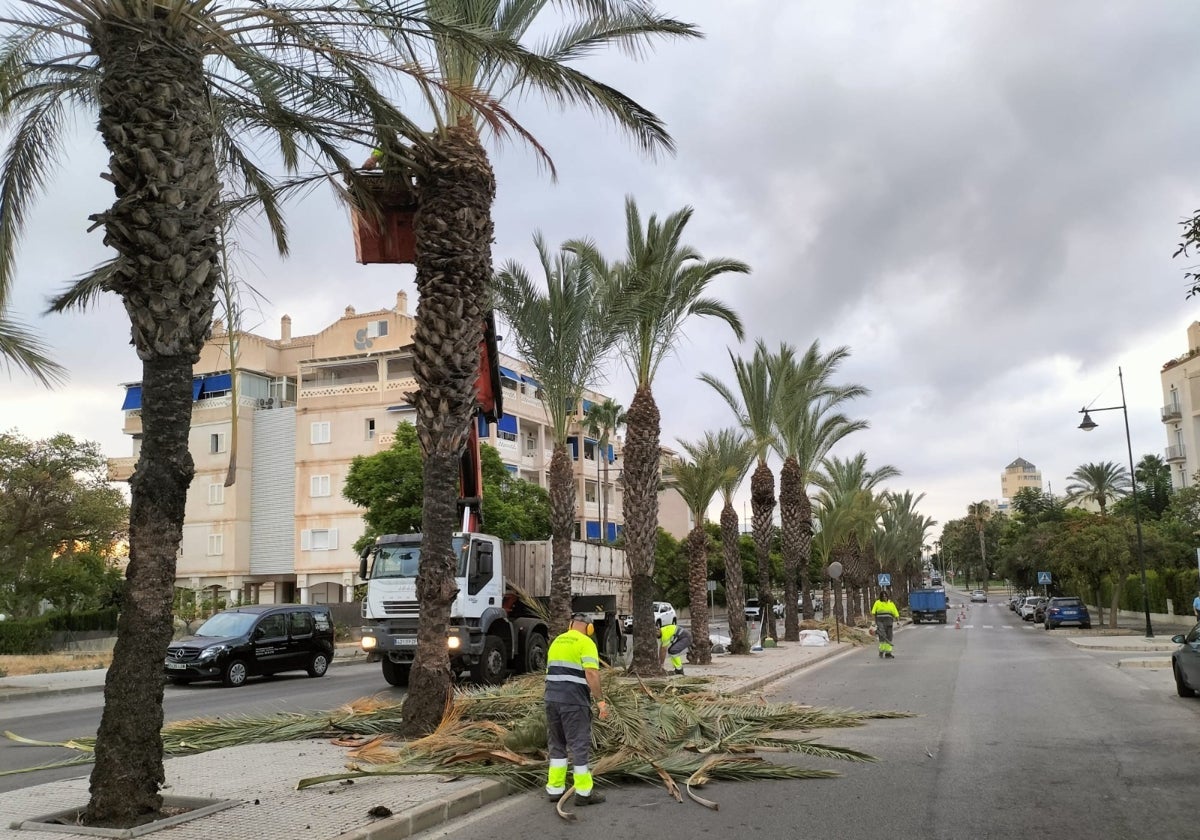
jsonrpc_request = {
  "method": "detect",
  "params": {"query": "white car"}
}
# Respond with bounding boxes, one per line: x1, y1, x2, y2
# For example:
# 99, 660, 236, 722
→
653, 601, 677, 627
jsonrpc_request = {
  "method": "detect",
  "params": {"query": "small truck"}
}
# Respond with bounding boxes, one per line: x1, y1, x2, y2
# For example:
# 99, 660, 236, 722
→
908, 588, 949, 624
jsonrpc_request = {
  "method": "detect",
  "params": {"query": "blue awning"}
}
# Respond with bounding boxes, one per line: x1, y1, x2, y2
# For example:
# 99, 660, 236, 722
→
497, 413, 518, 434
607, 444, 615, 464
121, 385, 142, 411
522, 375, 542, 390
585, 521, 601, 540
192, 379, 203, 400
200, 373, 231, 395
582, 399, 595, 413
477, 416, 490, 437
499, 366, 521, 381
386, 405, 413, 412
505, 464, 518, 474
568, 437, 578, 460
584, 437, 598, 446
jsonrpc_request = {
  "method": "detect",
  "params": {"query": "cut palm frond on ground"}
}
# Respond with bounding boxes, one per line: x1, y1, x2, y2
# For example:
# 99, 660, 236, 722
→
5, 671, 913, 810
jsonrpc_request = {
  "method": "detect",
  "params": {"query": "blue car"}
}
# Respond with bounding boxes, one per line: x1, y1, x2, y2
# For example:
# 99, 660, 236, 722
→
1043, 596, 1091, 630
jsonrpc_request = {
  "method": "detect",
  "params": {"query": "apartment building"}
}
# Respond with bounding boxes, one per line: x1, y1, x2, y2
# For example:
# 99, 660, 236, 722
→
1159, 321, 1200, 489
1000, 457, 1042, 502
108, 292, 624, 606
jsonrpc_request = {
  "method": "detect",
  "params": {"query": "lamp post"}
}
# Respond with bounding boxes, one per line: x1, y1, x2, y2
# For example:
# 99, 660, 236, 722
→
1077, 366, 1153, 638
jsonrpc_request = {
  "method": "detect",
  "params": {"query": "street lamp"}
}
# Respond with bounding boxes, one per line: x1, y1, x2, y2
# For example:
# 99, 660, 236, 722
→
1077, 365, 1153, 638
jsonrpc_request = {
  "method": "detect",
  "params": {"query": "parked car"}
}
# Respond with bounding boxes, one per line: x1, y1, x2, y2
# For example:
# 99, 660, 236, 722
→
652, 601, 677, 627
970, 590, 987, 603
1042, 596, 1091, 630
1171, 623, 1200, 697
164, 604, 335, 687
744, 598, 762, 622
1018, 596, 1046, 621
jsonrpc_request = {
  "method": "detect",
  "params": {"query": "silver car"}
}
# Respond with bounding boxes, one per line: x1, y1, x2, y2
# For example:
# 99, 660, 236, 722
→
1171, 623, 1200, 698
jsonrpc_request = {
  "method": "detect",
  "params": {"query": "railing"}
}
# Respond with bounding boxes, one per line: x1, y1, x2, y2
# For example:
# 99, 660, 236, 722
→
1165, 444, 1186, 462
384, 377, 417, 393
377, 433, 394, 448
107, 456, 137, 481
1161, 402, 1182, 422
299, 382, 380, 398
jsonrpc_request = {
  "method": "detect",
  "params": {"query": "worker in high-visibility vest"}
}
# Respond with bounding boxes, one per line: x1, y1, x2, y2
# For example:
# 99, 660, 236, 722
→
544, 613, 609, 806
659, 621, 693, 676
870, 591, 900, 659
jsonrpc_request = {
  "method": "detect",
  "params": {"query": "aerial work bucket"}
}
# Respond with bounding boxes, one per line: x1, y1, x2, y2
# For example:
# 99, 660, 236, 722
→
349, 171, 417, 264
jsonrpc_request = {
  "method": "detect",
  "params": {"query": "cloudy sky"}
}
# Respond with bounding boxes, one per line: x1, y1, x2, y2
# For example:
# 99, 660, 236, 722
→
3, 0, 1200, 535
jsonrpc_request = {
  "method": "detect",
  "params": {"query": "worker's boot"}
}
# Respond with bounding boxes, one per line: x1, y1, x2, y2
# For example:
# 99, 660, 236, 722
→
674, 668, 685, 676
884, 652, 894, 659
576, 790, 607, 806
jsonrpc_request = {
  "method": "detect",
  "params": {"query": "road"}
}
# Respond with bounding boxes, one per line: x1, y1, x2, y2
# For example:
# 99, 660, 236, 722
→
417, 596, 1200, 840
0, 660, 399, 794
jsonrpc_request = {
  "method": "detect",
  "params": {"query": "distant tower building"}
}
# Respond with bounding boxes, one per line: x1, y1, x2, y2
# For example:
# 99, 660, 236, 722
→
1001, 457, 1042, 501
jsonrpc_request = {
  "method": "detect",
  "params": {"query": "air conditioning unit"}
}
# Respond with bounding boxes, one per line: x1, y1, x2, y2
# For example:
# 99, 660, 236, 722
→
256, 398, 268, 409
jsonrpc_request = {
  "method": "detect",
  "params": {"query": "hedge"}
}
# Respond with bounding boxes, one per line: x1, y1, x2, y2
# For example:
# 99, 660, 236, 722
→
0, 607, 120, 655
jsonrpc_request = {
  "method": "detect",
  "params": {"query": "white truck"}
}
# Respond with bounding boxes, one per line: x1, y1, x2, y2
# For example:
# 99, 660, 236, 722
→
358, 534, 631, 686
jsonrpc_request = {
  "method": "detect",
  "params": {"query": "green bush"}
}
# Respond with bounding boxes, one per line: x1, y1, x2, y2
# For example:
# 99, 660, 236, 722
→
45, 607, 119, 633
0, 616, 52, 655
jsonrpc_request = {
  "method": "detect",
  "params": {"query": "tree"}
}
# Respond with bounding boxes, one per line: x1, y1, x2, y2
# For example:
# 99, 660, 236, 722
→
0, 432, 128, 618
571, 197, 748, 674
710, 429, 754, 654
1065, 461, 1129, 517
0, 315, 65, 386
493, 235, 611, 636
700, 341, 781, 640
672, 437, 726, 665
383, 2, 699, 734
770, 341, 867, 635
966, 501, 991, 587
0, 0, 515, 823
583, 398, 626, 545
1133, 453, 1173, 518
344, 424, 550, 550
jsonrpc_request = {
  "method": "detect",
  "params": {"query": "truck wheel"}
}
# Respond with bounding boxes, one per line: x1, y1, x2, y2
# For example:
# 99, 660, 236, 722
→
381, 657, 410, 687
912, 616, 920, 625
523, 632, 548, 674
598, 621, 620, 666
470, 635, 507, 685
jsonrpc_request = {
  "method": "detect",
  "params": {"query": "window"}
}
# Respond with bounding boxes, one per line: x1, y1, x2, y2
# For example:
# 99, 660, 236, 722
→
210, 432, 226, 454
289, 610, 314, 637
524, 435, 537, 454
583, 440, 597, 461
301, 528, 339, 551
498, 429, 517, 442
585, 480, 598, 503
365, 418, 376, 440
256, 613, 287, 639
208, 483, 225, 505
311, 475, 331, 497
207, 533, 224, 555
572, 522, 581, 540
311, 421, 331, 445
366, 320, 389, 339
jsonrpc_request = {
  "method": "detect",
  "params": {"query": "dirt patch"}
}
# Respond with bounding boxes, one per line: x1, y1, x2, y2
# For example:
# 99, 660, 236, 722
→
0, 652, 112, 677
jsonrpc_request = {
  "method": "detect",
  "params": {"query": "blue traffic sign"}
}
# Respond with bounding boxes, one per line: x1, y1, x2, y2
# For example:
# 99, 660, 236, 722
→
878, 573, 892, 587
1037, 571, 1052, 585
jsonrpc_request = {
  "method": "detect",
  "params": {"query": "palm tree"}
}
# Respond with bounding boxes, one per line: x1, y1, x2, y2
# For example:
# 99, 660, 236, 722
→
710, 428, 754, 654
701, 341, 781, 640
0, 0, 513, 824
1134, 453, 1172, 517
771, 341, 867, 638
966, 501, 991, 587
878, 492, 935, 596
670, 438, 727, 665
571, 197, 748, 674
1064, 461, 1129, 517
493, 234, 611, 637
379, 2, 700, 733
583, 398, 626, 545
0, 314, 65, 386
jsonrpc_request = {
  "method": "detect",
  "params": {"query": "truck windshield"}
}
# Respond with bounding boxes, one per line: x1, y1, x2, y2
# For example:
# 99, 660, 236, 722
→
371, 537, 468, 579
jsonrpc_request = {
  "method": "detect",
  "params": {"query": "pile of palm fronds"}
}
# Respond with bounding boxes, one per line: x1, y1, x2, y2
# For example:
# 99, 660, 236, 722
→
4, 670, 912, 813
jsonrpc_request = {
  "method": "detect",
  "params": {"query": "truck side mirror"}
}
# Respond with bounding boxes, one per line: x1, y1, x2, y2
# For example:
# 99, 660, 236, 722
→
358, 550, 369, 580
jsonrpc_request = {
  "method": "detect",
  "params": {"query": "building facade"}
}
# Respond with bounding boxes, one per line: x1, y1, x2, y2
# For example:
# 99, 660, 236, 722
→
1000, 457, 1042, 502
108, 292, 624, 606
1159, 321, 1200, 489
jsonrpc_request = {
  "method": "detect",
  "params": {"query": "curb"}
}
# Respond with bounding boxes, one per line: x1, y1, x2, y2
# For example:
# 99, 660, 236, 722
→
1116, 657, 1172, 669
330, 779, 513, 840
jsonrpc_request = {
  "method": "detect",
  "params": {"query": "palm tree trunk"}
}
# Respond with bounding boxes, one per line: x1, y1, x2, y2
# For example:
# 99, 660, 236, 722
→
548, 446, 575, 636
798, 489, 816, 620
622, 385, 661, 674
403, 123, 495, 735
779, 456, 801, 641
685, 525, 713, 664
600, 437, 609, 544
750, 460, 776, 640
85, 16, 219, 826
721, 501, 749, 654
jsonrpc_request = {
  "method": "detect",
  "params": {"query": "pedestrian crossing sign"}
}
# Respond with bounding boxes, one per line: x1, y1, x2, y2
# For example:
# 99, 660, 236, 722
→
1038, 571, 1051, 585
878, 573, 891, 587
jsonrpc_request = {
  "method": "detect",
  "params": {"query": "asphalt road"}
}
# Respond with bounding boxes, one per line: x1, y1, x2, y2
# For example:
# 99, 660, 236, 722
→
416, 598, 1200, 840
0, 659, 400, 794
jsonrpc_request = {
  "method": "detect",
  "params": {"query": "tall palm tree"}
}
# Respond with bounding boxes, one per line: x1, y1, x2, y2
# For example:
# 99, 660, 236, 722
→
583, 398, 626, 544
710, 428, 754, 654
700, 341, 782, 639
771, 341, 867, 638
1064, 461, 1129, 517
571, 197, 748, 674
493, 234, 611, 637
878, 491, 935, 595
379, 1, 699, 732
966, 501, 991, 587
670, 438, 726, 665
0, 0, 510, 824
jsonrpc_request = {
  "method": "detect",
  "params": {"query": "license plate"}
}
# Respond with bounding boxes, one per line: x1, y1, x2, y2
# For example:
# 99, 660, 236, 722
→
165, 662, 189, 670
392, 637, 418, 647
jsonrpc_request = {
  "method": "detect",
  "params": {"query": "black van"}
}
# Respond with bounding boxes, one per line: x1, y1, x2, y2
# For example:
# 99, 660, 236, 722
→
164, 604, 335, 687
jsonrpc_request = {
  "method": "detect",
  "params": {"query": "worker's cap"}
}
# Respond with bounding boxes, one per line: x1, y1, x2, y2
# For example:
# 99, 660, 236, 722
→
570, 612, 589, 622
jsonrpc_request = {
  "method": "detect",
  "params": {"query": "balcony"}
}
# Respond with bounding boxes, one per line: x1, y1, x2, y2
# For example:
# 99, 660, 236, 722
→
1161, 402, 1182, 422
108, 456, 137, 482
1165, 444, 1187, 463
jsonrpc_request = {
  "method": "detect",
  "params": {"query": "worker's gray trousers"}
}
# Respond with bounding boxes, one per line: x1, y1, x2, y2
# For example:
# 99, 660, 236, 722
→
546, 703, 592, 766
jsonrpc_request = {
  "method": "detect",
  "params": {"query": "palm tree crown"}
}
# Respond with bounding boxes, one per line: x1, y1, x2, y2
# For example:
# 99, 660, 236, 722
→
1065, 461, 1129, 516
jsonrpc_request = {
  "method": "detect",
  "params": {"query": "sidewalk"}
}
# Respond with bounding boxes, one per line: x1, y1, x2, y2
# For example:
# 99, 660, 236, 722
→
0, 636, 854, 840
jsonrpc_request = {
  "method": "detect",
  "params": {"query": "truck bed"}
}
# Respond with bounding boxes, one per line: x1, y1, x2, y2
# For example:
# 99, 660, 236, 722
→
502, 540, 631, 614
